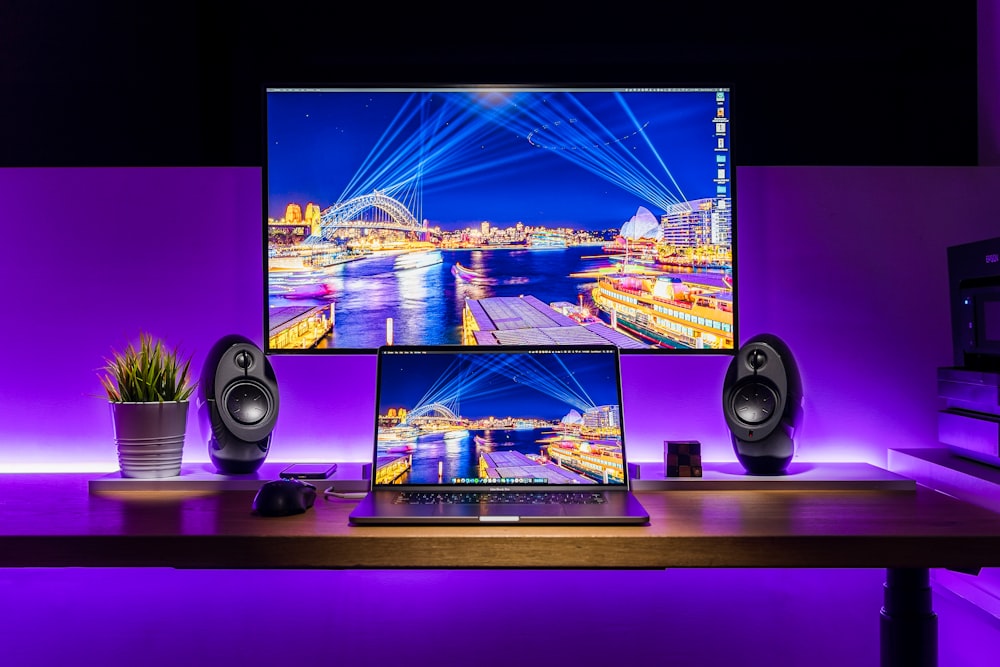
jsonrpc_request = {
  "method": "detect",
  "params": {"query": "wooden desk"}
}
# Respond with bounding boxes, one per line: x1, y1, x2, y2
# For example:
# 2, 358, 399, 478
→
3, 474, 1000, 666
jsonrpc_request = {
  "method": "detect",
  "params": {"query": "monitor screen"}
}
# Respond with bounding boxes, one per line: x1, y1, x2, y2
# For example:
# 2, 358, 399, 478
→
264, 85, 735, 354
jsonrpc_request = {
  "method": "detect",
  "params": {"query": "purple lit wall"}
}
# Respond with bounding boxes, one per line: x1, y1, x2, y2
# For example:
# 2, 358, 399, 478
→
6, 167, 1000, 667
0, 568, 891, 666
2, 165, 999, 470
0, 567, 997, 667
4, 5, 1000, 666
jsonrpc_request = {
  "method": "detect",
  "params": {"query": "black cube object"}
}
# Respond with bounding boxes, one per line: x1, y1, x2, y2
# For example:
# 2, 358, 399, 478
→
664, 440, 703, 477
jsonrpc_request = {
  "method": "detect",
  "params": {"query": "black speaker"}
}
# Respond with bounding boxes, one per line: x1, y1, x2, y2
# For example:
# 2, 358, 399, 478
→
197, 334, 280, 475
722, 333, 803, 475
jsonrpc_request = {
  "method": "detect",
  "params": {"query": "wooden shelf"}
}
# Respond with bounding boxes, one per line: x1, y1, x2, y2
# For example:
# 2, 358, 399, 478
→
87, 461, 370, 493
89, 460, 914, 493
632, 461, 914, 491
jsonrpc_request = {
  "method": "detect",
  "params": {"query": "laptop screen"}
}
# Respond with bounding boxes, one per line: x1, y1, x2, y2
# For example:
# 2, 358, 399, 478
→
372, 345, 628, 489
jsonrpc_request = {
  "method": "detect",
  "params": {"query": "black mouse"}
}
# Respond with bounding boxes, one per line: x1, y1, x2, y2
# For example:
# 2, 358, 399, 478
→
252, 479, 317, 517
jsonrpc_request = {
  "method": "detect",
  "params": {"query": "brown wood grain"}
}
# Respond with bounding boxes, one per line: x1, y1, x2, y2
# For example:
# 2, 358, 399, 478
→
3, 475, 1000, 570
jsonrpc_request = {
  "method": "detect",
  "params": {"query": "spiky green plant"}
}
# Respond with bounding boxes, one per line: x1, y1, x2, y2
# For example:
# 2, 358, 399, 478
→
99, 333, 197, 402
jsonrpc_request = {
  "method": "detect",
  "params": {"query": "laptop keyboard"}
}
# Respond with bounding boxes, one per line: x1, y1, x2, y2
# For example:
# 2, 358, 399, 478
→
395, 491, 607, 505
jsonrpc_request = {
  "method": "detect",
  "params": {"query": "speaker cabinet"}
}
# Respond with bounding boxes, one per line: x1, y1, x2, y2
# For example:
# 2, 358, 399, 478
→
722, 333, 803, 475
197, 334, 279, 475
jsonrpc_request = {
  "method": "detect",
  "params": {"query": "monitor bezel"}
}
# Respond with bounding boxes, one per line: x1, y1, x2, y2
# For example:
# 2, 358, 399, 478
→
261, 81, 737, 356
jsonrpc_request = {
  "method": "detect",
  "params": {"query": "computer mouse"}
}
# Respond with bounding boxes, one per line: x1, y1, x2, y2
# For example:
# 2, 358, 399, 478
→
252, 479, 317, 517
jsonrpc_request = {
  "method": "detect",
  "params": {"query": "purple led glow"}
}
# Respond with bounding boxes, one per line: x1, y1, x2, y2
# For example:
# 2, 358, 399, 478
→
3, 166, 1000, 470
0, 567, 997, 667
2, 7, 1000, 664
0, 568, 887, 666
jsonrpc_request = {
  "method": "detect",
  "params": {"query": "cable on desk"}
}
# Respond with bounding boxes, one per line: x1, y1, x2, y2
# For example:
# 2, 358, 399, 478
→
323, 485, 367, 500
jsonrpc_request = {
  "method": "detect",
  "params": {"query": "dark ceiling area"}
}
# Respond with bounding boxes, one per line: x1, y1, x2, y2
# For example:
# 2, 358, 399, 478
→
0, 3, 979, 168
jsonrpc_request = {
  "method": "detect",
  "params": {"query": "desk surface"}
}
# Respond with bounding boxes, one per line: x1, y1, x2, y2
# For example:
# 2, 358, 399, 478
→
3, 473, 1000, 570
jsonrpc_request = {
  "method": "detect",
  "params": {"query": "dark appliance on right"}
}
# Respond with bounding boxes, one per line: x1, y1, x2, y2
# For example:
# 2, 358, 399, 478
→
938, 235, 1000, 467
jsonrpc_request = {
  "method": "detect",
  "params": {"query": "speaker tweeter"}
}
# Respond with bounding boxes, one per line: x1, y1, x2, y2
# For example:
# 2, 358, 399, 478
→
722, 333, 802, 475
197, 334, 280, 475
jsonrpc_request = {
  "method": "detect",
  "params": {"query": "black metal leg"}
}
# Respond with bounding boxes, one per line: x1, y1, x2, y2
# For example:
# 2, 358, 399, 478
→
880, 567, 937, 667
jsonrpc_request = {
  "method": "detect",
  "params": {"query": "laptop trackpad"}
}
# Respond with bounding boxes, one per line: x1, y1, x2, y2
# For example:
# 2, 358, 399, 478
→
480, 505, 568, 519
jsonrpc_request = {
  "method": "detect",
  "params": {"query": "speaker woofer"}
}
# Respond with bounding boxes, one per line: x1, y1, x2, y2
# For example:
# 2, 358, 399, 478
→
729, 379, 778, 426
223, 381, 272, 425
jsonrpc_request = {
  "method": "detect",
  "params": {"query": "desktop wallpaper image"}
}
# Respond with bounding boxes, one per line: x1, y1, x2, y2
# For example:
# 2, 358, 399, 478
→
266, 87, 734, 352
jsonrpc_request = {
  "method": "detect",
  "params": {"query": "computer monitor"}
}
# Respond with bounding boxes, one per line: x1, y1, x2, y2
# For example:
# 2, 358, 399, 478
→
263, 85, 735, 354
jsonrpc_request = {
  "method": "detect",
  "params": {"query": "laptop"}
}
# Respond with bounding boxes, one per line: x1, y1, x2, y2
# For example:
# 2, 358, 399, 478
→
348, 344, 650, 525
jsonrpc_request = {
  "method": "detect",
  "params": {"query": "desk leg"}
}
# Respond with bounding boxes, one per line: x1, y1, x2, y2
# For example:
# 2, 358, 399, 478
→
880, 567, 937, 667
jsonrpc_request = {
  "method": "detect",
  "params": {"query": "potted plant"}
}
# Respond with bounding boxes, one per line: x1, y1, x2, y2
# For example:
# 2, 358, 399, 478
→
98, 332, 197, 478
